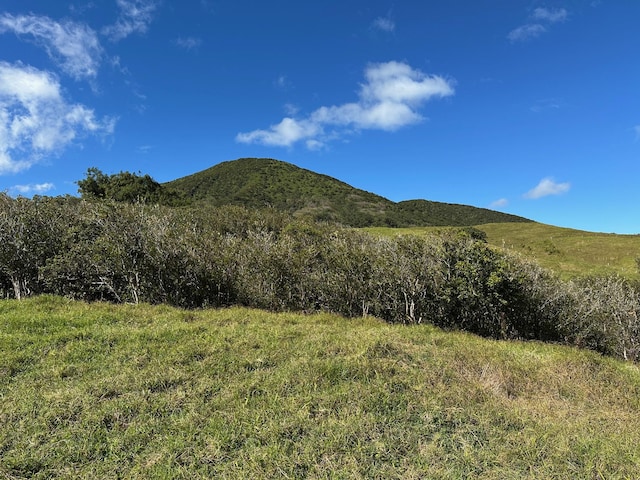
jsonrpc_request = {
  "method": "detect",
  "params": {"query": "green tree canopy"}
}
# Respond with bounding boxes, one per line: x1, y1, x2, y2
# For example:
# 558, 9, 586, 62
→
76, 168, 187, 206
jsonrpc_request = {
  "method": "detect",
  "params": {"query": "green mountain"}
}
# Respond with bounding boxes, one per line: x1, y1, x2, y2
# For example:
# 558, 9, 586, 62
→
165, 158, 532, 227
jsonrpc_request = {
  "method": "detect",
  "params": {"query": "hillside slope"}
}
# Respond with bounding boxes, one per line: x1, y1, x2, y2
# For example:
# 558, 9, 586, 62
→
2, 297, 640, 478
165, 158, 531, 227
366, 223, 640, 280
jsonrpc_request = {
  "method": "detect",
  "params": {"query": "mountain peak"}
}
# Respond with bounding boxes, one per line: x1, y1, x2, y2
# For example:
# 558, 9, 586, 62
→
165, 158, 531, 227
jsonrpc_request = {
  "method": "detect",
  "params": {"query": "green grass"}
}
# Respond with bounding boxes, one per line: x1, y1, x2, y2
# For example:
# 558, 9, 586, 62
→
2, 296, 640, 478
366, 223, 640, 280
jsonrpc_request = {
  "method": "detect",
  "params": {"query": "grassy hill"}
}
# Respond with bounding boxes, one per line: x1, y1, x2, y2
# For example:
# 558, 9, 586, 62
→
2, 296, 640, 478
165, 158, 531, 227
480, 222, 640, 279
366, 223, 640, 280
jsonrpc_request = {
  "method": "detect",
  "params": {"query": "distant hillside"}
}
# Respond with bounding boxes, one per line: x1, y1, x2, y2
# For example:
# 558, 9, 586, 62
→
165, 158, 532, 227
367, 223, 640, 280
388, 199, 530, 227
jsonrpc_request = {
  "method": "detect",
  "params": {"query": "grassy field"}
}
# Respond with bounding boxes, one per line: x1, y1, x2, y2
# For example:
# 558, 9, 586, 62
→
2, 296, 640, 478
366, 223, 640, 280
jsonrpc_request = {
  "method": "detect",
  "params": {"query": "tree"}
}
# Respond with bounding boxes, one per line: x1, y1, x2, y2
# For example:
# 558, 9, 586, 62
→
76, 167, 109, 199
0, 194, 68, 299
76, 168, 187, 206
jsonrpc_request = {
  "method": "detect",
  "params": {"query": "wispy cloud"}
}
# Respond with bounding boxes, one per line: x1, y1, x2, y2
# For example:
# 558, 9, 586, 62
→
274, 75, 291, 90
283, 103, 299, 116
508, 7, 568, 43
237, 61, 454, 149
508, 24, 547, 42
530, 98, 562, 113
175, 36, 202, 50
524, 177, 570, 199
103, 0, 158, 42
9, 182, 55, 196
137, 145, 153, 154
372, 16, 395, 33
532, 8, 568, 23
490, 198, 509, 208
0, 14, 102, 80
0, 62, 116, 174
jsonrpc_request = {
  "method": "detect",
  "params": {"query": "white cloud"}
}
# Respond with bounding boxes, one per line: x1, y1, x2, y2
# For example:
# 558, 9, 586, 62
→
103, 0, 158, 41
10, 182, 55, 195
372, 16, 395, 33
0, 14, 102, 80
237, 61, 454, 148
236, 117, 321, 147
509, 7, 569, 43
508, 24, 546, 42
490, 198, 509, 208
175, 36, 202, 50
0, 62, 116, 174
532, 8, 568, 23
523, 178, 570, 199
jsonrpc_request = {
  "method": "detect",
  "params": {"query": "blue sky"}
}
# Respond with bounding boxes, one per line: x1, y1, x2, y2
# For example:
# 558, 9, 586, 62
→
0, 1, 638, 233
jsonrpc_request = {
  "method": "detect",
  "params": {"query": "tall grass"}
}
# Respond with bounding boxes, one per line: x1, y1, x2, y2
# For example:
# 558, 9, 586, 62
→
1, 296, 640, 478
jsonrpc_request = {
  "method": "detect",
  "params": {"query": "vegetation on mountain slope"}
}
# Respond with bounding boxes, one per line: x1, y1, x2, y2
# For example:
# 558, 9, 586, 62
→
164, 158, 531, 227
387, 199, 529, 228
165, 157, 389, 226
77, 167, 187, 206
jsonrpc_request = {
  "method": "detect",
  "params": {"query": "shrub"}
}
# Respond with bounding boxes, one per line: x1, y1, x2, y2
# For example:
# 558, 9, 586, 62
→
564, 276, 640, 361
2, 195, 639, 362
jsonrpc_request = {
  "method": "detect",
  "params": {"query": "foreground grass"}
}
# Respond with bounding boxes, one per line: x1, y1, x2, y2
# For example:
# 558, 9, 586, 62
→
366, 223, 640, 280
2, 297, 640, 479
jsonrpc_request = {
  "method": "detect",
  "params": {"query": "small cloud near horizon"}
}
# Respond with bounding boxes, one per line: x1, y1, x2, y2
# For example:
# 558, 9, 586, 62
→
524, 177, 570, 199
9, 182, 55, 196
490, 198, 509, 208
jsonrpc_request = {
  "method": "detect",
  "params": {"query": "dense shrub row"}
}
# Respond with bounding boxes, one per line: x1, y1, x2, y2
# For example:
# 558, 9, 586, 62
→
1, 194, 639, 361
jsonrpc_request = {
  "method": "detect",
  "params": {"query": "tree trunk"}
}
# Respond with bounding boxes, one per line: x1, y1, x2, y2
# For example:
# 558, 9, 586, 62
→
10, 276, 26, 300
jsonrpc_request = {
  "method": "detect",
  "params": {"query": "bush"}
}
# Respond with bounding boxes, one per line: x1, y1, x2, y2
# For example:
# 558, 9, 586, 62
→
564, 276, 640, 361
2, 195, 639, 362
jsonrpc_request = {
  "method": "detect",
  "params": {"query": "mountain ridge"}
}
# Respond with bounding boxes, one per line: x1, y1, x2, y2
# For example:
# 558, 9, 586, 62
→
165, 158, 532, 227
